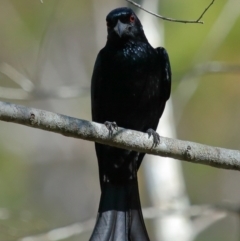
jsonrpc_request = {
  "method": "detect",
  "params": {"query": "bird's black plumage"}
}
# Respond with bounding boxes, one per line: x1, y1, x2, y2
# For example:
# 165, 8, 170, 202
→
90, 7, 171, 241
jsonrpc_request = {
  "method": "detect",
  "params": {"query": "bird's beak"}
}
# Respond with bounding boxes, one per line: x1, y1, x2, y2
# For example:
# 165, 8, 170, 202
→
114, 20, 128, 37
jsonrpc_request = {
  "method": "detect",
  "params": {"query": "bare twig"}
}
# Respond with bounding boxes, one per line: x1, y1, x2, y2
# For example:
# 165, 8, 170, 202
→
0, 63, 34, 92
174, 0, 240, 126
174, 61, 240, 124
196, 0, 215, 22
17, 202, 240, 241
0, 101, 240, 171
126, 0, 215, 24
0, 61, 89, 100
186, 62, 240, 76
0, 85, 89, 100
18, 219, 95, 241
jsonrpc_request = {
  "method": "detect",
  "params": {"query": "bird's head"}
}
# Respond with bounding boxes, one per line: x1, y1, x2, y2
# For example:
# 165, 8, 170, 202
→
106, 8, 147, 43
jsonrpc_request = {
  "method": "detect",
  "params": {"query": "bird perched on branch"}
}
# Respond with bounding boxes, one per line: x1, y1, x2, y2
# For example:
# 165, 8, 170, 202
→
90, 7, 171, 241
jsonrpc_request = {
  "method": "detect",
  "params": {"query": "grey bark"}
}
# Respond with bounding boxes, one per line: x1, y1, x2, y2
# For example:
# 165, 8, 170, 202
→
0, 100, 240, 171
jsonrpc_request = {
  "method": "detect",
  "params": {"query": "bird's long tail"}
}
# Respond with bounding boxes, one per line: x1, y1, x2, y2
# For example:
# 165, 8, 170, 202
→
89, 178, 150, 241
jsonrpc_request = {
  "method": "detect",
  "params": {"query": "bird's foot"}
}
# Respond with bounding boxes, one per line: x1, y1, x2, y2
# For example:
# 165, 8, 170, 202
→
104, 121, 118, 136
147, 128, 160, 148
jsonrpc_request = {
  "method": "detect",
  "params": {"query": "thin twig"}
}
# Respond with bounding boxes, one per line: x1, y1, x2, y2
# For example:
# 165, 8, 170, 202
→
17, 202, 240, 241
18, 219, 95, 241
174, 61, 240, 125
0, 63, 34, 92
0, 86, 89, 100
196, 0, 215, 22
126, 0, 215, 24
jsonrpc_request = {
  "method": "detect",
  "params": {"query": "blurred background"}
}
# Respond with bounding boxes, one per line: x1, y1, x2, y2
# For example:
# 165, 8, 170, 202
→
0, 0, 240, 240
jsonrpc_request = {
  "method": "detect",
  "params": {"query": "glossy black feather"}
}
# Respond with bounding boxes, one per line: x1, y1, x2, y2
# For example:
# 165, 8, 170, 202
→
90, 7, 171, 241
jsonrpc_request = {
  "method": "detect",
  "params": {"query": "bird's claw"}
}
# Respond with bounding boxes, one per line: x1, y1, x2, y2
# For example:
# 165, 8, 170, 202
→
104, 121, 118, 136
147, 128, 160, 148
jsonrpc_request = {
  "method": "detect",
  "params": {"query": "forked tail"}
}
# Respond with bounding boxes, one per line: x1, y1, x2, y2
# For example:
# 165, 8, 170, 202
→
89, 179, 150, 241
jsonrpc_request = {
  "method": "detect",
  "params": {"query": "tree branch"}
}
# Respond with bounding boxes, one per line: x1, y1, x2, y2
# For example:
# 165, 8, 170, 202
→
126, 0, 215, 24
0, 100, 240, 171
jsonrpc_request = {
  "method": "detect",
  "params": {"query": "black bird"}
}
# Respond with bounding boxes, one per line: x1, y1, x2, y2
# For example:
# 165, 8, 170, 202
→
90, 7, 171, 241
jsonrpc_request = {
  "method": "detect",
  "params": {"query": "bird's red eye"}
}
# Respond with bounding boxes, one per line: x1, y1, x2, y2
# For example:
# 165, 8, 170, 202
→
130, 15, 135, 23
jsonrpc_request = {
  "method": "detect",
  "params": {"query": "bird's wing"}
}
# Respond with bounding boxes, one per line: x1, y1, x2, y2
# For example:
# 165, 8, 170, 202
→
156, 47, 172, 101
91, 50, 103, 122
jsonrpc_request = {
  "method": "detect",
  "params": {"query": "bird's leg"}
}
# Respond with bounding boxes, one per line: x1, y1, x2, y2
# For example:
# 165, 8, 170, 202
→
147, 128, 160, 148
104, 121, 118, 136
132, 153, 139, 178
